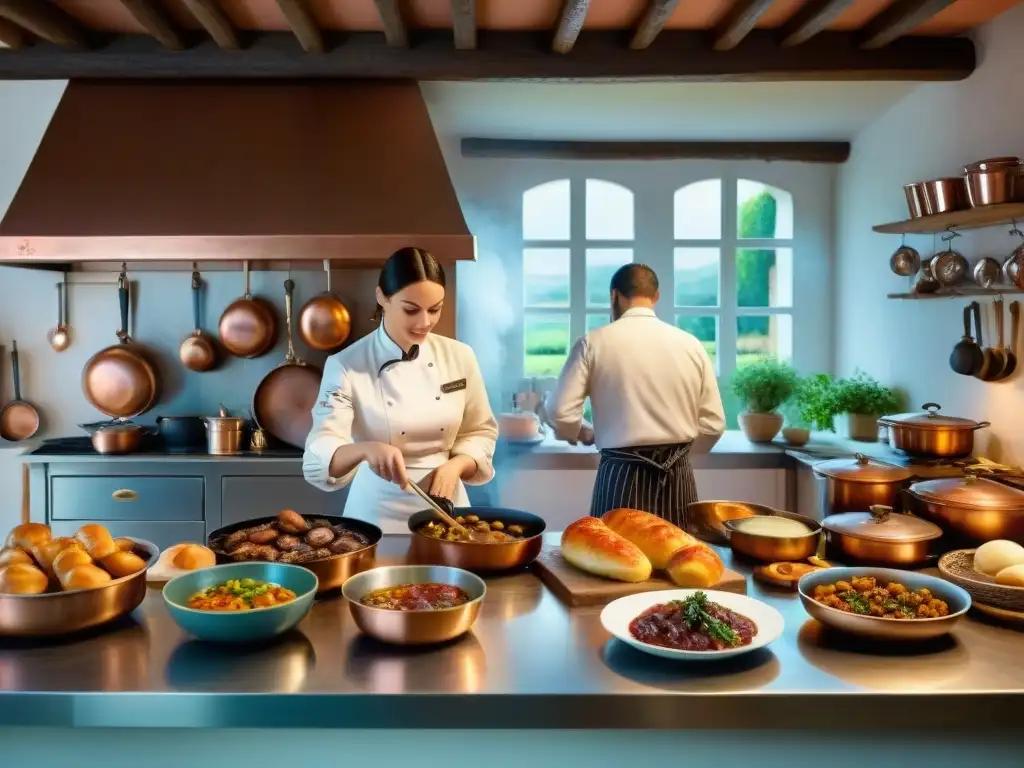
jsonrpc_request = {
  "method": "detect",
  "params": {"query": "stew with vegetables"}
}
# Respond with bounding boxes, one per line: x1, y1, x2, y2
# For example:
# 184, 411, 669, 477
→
359, 582, 471, 611
188, 578, 297, 611
812, 576, 950, 619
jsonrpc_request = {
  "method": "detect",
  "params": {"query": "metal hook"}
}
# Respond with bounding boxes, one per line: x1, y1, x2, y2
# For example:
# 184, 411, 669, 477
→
940, 225, 962, 245
1009, 219, 1024, 241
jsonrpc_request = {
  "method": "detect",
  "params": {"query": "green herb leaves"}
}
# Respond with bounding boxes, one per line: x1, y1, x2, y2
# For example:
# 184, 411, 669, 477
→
671, 591, 740, 647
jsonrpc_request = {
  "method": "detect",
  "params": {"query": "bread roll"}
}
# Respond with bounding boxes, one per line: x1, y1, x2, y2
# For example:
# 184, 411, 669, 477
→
62, 563, 113, 591
974, 540, 1024, 576
0, 562, 49, 595
170, 543, 216, 571
0, 547, 33, 568
53, 547, 93, 583
666, 544, 724, 588
561, 517, 652, 583
5, 522, 51, 552
75, 524, 118, 560
100, 550, 147, 579
602, 508, 698, 569
33, 537, 82, 576
995, 563, 1024, 587
114, 537, 136, 552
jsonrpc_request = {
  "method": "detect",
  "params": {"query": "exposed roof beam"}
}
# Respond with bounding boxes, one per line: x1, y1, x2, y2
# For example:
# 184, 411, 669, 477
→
0, 17, 27, 49
451, 0, 476, 50
712, 0, 775, 51
552, 0, 590, 54
0, 30, 976, 83
860, 0, 956, 50
630, 0, 681, 50
780, 0, 856, 47
180, 0, 240, 50
0, 0, 88, 49
275, 0, 324, 53
373, 0, 408, 48
118, 0, 186, 51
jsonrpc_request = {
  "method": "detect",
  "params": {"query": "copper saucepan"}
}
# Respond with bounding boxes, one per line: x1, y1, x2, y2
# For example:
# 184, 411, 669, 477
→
0, 341, 40, 442
877, 402, 989, 458
81, 267, 158, 419
179, 265, 216, 372
299, 259, 352, 352
218, 260, 277, 359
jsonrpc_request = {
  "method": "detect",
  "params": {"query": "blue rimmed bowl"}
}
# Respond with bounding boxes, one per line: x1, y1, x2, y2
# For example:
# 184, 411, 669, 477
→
163, 562, 317, 643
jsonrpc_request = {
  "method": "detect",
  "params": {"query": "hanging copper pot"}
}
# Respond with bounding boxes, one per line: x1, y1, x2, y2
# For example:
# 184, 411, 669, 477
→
298, 259, 351, 352
218, 260, 277, 358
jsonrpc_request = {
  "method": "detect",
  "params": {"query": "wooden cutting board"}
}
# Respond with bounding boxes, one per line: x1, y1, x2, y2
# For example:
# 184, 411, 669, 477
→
533, 547, 747, 607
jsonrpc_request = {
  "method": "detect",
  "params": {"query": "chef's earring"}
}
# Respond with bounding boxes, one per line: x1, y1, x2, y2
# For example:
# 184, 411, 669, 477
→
371, 304, 384, 324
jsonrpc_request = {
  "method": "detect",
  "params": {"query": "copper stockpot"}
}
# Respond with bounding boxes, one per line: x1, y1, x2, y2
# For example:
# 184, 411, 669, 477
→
964, 157, 1020, 207
342, 564, 486, 646
723, 509, 821, 563
822, 504, 943, 567
204, 406, 246, 455
904, 474, 1024, 546
920, 177, 968, 215
85, 421, 147, 454
408, 507, 546, 573
0, 539, 158, 638
813, 453, 913, 517
877, 402, 989, 458
207, 514, 381, 593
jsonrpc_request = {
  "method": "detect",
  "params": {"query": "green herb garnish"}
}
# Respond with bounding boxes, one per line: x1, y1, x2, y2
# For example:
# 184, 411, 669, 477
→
670, 591, 740, 647
840, 590, 871, 614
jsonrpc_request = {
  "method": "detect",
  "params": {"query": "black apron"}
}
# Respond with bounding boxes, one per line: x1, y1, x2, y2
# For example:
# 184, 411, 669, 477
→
589, 442, 698, 528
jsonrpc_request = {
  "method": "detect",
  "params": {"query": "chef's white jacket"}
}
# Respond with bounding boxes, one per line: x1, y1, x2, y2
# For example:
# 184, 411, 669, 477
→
302, 325, 498, 531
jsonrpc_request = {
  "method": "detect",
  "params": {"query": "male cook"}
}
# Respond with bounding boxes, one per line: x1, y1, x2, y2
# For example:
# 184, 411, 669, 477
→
542, 263, 725, 526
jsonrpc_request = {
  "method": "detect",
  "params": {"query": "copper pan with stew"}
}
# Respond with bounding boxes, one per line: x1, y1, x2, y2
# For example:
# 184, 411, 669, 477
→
408, 506, 547, 573
252, 278, 322, 449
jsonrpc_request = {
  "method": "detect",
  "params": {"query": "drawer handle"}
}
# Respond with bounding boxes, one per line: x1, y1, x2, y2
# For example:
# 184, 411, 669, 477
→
112, 489, 139, 502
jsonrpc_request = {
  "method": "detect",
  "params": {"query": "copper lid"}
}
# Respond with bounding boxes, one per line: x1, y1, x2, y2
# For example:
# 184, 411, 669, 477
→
964, 157, 1020, 172
909, 475, 1024, 511
813, 453, 912, 483
823, 506, 943, 543
878, 402, 983, 430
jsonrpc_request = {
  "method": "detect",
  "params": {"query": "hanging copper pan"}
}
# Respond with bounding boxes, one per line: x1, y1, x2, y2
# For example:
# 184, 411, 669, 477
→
180, 264, 217, 372
82, 267, 158, 419
253, 278, 323, 449
218, 260, 277, 358
299, 259, 352, 352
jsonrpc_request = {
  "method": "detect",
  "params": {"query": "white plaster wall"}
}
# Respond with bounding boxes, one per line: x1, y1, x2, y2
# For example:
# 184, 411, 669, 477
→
835, 3, 1024, 465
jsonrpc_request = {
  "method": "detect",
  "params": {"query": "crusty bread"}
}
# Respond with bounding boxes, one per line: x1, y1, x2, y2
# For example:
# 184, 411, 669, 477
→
6, 522, 51, 553
53, 548, 94, 587
602, 508, 698, 570
75, 524, 118, 560
0, 562, 49, 595
665, 544, 724, 588
561, 518, 652, 583
99, 550, 147, 579
32, 536, 82, 576
62, 564, 113, 591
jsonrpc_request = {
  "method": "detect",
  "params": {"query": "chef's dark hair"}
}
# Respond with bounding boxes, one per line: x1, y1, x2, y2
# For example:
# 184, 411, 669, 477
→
610, 263, 659, 299
373, 247, 447, 322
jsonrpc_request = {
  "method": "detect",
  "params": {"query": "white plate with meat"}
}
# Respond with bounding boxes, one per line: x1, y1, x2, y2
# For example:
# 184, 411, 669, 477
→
600, 589, 784, 661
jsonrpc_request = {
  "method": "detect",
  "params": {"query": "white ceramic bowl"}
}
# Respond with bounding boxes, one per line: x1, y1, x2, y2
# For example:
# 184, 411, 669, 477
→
600, 589, 784, 661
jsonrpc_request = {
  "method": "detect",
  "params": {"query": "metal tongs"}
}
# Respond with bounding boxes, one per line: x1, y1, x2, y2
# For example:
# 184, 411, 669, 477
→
406, 481, 473, 539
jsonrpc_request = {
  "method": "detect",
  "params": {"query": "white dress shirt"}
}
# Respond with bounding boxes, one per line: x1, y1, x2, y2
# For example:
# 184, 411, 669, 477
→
544, 307, 725, 451
302, 325, 498, 531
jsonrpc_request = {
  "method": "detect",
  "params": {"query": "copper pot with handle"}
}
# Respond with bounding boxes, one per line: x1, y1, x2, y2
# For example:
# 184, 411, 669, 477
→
812, 453, 913, 517
877, 402, 989, 458
904, 472, 1024, 545
218, 260, 277, 359
821, 504, 943, 567
298, 259, 352, 352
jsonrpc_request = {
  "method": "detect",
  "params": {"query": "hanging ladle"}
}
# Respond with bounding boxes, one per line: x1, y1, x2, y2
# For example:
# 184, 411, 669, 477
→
47, 279, 70, 352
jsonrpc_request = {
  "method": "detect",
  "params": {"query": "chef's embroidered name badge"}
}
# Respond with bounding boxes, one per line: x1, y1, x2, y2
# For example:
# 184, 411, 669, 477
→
440, 378, 467, 394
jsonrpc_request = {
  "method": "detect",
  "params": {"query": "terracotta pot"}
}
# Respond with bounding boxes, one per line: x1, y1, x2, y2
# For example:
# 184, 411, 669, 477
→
781, 427, 810, 446
738, 411, 783, 443
844, 412, 880, 442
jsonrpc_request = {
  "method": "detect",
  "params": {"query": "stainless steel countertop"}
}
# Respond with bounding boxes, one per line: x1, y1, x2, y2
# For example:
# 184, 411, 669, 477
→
0, 535, 1021, 729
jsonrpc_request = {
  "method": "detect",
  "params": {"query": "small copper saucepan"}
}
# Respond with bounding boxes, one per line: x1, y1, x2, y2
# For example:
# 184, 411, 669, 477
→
81, 421, 148, 455
0, 341, 40, 442
179, 266, 217, 372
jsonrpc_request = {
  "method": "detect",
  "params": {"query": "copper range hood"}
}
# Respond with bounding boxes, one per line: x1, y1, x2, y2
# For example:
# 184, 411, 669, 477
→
0, 80, 474, 265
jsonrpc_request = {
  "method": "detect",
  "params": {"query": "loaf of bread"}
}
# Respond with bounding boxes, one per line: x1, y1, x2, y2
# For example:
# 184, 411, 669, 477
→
75, 524, 118, 560
561, 518, 653, 583
665, 544, 724, 588
0, 562, 49, 595
602, 508, 698, 570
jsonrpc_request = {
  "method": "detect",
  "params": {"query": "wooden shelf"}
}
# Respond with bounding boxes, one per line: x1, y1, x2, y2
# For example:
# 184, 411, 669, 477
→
873, 202, 1024, 235
888, 287, 1024, 300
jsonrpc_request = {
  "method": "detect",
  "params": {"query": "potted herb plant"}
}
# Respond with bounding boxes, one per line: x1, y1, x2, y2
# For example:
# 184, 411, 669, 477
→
833, 371, 898, 442
778, 373, 831, 446
730, 358, 798, 443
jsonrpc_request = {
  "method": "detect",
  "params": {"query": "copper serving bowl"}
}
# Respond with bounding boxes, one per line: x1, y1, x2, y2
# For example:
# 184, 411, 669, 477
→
407, 507, 545, 573
0, 538, 158, 638
685, 499, 787, 545
342, 564, 486, 646
724, 509, 822, 563
207, 514, 381, 593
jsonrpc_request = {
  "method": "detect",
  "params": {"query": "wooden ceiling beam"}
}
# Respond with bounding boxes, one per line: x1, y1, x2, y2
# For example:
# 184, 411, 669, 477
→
450, 0, 476, 50
552, 0, 590, 54
712, 0, 775, 51
780, 0, 856, 47
0, 0, 88, 49
180, 0, 240, 50
373, 0, 408, 48
860, 0, 956, 50
630, 0, 681, 50
0, 17, 27, 49
118, 0, 186, 51
275, 0, 324, 53
0, 30, 976, 82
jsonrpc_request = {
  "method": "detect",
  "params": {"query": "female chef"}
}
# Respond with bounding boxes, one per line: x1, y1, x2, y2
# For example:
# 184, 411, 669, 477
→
302, 247, 499, 532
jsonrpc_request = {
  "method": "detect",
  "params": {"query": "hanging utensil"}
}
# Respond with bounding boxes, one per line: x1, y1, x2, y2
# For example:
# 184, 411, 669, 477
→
0, 342, 40, 442
990, 298, 1009, 379
47, 279, 70, 352
81, 264, 158, 419
298, 259, 352, 352
949, 304, 982, 376
1004, 301, 1020, 379
179, 265, 217, 372
252, 278, 323, 449
974, 301, 1000, 382
889, 241, 921, 277
218, 260, 277, 358
913, 256, 940, 294
972, 257, 1001, 288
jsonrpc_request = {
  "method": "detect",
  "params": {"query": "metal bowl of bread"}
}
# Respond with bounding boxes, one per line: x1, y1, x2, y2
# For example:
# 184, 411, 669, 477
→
0, 522, 157, 637
208, 510, 381, 593
408, 506, 546, 573
723, 509, 821, 562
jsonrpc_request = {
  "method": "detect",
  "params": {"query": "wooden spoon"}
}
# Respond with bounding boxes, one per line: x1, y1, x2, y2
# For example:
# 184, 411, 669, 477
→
949, 303, 982, 375
1003, 301, 1020, 379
